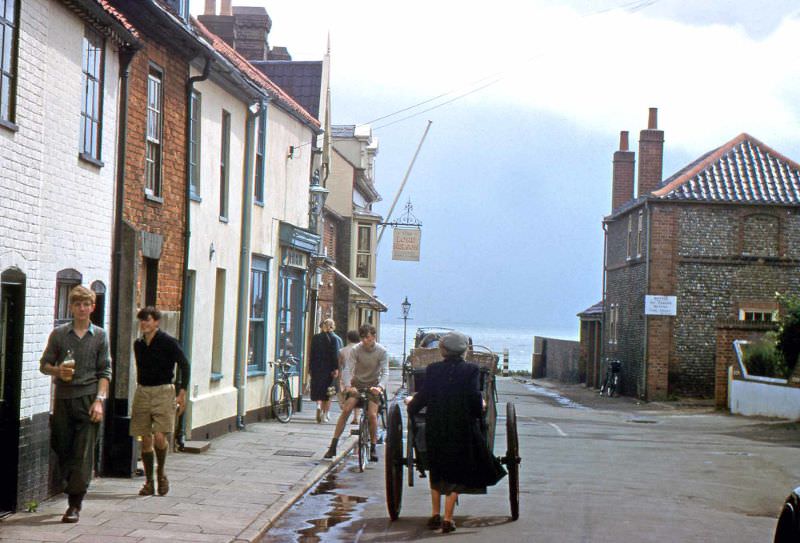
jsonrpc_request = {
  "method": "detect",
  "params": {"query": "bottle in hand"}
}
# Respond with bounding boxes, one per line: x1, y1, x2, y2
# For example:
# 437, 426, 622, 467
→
62, 349, 75, 382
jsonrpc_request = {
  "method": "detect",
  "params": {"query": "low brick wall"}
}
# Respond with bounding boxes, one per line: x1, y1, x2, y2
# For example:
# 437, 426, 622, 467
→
535, 336, 581, 383
714, 320, 774, 408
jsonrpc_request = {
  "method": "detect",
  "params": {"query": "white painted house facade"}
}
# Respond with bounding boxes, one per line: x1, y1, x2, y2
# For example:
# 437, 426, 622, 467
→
0, 0, 138, 513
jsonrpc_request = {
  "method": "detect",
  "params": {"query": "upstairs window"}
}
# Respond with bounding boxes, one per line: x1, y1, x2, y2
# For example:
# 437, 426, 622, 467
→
254, 113, 265, 204
79, 26, 104, 162
219, 110, 230, 220
0, 0, 18, 125
188, 90, 201, 198
145, 66, 163, 198
626, 215, 633, 260
356, 223, 371, 279
636, 210, 643, 257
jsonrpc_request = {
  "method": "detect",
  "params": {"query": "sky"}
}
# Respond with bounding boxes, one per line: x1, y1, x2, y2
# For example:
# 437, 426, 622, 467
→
191, 0, 800, 339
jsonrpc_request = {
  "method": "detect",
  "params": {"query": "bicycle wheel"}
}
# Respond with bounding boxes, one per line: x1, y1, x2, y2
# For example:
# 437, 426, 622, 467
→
271, 381, 293, 423
358, 411, 370, 472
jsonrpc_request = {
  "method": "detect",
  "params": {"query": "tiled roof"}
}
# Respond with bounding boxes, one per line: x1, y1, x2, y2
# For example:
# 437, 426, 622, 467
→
250, 61, 323, 118
192, 19, 320, 130
62, 0, 140, 46
577, 300, 603, 318
653, 133, 800, 204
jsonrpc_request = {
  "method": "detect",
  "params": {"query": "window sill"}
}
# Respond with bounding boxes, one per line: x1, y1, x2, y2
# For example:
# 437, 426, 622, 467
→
0, 119, 19, 132
247, 368, 267, 378
78, 153, 104, 168
190, 193, 202, 203
145, 192, 164, 204
210, 372, 223, 382
219, 216, 229, 223
254, 200, 264, 207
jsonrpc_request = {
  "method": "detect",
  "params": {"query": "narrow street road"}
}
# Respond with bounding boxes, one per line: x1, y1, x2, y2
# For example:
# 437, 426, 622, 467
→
263, 378, 800, 542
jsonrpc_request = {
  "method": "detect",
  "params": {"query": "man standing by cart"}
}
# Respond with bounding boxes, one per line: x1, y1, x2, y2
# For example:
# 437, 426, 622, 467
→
130, 306, 190, 497
324, 324, 388, 461
40, 285, 111, 523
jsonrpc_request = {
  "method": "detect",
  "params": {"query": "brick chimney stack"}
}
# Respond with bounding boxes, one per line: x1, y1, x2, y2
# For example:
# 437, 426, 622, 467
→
220, 0, 232, 16
204, 0, 216, 15
612, 131, 635, 211
636, 107, 664, 197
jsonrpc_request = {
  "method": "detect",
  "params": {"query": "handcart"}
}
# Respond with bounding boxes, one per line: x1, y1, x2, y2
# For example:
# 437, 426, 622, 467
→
385, 335, 521, 521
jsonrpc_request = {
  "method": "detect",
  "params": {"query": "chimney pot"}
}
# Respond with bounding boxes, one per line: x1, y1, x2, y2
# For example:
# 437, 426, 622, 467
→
221, 0, 232, 16
648, 107, 658, 129
204, 0, 216, 15
619, 131, 629, 151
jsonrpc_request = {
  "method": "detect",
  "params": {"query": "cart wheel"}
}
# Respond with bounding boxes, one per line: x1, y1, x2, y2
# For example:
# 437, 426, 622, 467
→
506, 402, 520, 521
385, 402, 404, 520
406, 412, 415, 488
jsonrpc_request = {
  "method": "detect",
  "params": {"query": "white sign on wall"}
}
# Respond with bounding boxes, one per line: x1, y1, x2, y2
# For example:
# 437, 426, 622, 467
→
392, 228, 421, 261
645, 295, 677, 316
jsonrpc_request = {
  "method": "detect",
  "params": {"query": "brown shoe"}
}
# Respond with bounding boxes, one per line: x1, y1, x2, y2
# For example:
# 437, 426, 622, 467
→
139, 480, 155, 496
157, 476, 170, 496
61, 506, 80, 523
426, 514, 442, 529
442, 520, 456, 533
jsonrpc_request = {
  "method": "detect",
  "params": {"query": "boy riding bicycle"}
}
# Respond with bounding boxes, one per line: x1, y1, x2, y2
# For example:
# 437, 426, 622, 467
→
324, 324, 388, 462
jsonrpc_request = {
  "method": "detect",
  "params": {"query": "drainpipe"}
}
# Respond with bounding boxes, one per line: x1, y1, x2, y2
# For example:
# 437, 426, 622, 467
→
234, 97, 268, 429
106, 48, 137, 477
601, 220, 608, 390
175, 57, 211, 446
642, 199, 651, 399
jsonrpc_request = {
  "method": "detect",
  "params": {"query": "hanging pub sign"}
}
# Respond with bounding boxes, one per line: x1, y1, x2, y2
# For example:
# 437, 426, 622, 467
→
392, 227, 421, 261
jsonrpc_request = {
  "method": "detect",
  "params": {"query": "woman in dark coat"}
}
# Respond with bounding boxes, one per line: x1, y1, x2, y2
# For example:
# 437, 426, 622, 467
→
309, 318, 340, 422
407, 331, 506, 533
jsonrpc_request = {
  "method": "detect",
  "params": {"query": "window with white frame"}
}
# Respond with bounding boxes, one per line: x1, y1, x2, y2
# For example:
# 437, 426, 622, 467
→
636, 210, 643, 257
608, 302, 619, 345
145, 66, 163, 197
189, 90, 201, 198
254, 113, 265, 204
54, 269, 82, 326
356, 223, 371, 279
219, 110, 230, 219
80, 26, 104, 161
248, 256, 269, 372
0, 0, 18, 125
626, 215, 632, 260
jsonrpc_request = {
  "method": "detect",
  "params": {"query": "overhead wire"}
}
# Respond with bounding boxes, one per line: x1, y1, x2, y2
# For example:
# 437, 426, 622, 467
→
360, 0, 661, 132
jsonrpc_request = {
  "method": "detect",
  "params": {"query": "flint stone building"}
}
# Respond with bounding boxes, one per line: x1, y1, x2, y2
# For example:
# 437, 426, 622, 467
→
603, 108, 800, 400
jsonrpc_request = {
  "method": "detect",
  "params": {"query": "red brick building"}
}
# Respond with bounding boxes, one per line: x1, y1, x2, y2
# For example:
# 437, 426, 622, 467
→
602, 108, 800, 400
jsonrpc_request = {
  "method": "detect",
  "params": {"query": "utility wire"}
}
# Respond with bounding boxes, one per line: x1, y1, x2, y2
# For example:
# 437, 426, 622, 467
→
360, 0, 661, 132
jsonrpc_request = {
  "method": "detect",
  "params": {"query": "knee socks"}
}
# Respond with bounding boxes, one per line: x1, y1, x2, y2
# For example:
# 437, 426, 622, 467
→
155, 446, 167, 479
142, 451, 155, 482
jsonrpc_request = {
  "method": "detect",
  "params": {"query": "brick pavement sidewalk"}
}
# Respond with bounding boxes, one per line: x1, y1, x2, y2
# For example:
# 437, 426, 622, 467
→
0, 400, 359, 543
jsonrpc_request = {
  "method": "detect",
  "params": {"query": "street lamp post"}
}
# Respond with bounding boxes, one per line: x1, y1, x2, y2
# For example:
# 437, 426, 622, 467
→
401, 296, 411, 388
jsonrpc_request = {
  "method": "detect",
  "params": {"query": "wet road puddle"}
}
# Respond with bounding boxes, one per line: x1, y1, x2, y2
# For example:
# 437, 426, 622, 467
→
262, 463, 369, 542
525, 384, 588, 410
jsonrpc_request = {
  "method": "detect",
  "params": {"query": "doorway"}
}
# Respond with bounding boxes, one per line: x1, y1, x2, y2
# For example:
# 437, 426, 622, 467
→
0, 268, 25, 514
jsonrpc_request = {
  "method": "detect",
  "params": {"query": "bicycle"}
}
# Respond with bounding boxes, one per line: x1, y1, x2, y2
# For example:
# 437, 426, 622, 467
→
355, 389, 384, 472
600, 358, 621, 397
270, 355, 298, 423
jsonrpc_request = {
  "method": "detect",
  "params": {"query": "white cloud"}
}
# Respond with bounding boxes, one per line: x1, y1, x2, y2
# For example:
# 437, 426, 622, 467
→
191, 0, 800, 154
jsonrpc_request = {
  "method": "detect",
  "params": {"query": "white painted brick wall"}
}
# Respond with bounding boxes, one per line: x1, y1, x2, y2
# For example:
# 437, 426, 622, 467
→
1, 0, 120, 420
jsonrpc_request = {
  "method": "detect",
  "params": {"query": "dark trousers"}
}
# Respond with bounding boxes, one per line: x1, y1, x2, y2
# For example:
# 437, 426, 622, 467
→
51, 395, 99, 502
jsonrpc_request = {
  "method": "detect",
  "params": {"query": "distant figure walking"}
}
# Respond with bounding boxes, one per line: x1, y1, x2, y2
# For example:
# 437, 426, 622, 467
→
40, 286, 112, 523
309, 318, 340, 423
130, 306, 190, 497
407, 331, 506, 534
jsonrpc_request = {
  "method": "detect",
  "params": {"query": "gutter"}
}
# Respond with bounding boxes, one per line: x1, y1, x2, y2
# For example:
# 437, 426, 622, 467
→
601, 221, 608, 389
234, 97, 268, 430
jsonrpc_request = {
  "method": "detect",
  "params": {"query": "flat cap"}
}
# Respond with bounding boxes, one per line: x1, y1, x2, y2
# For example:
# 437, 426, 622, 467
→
440, 331, 469, 355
